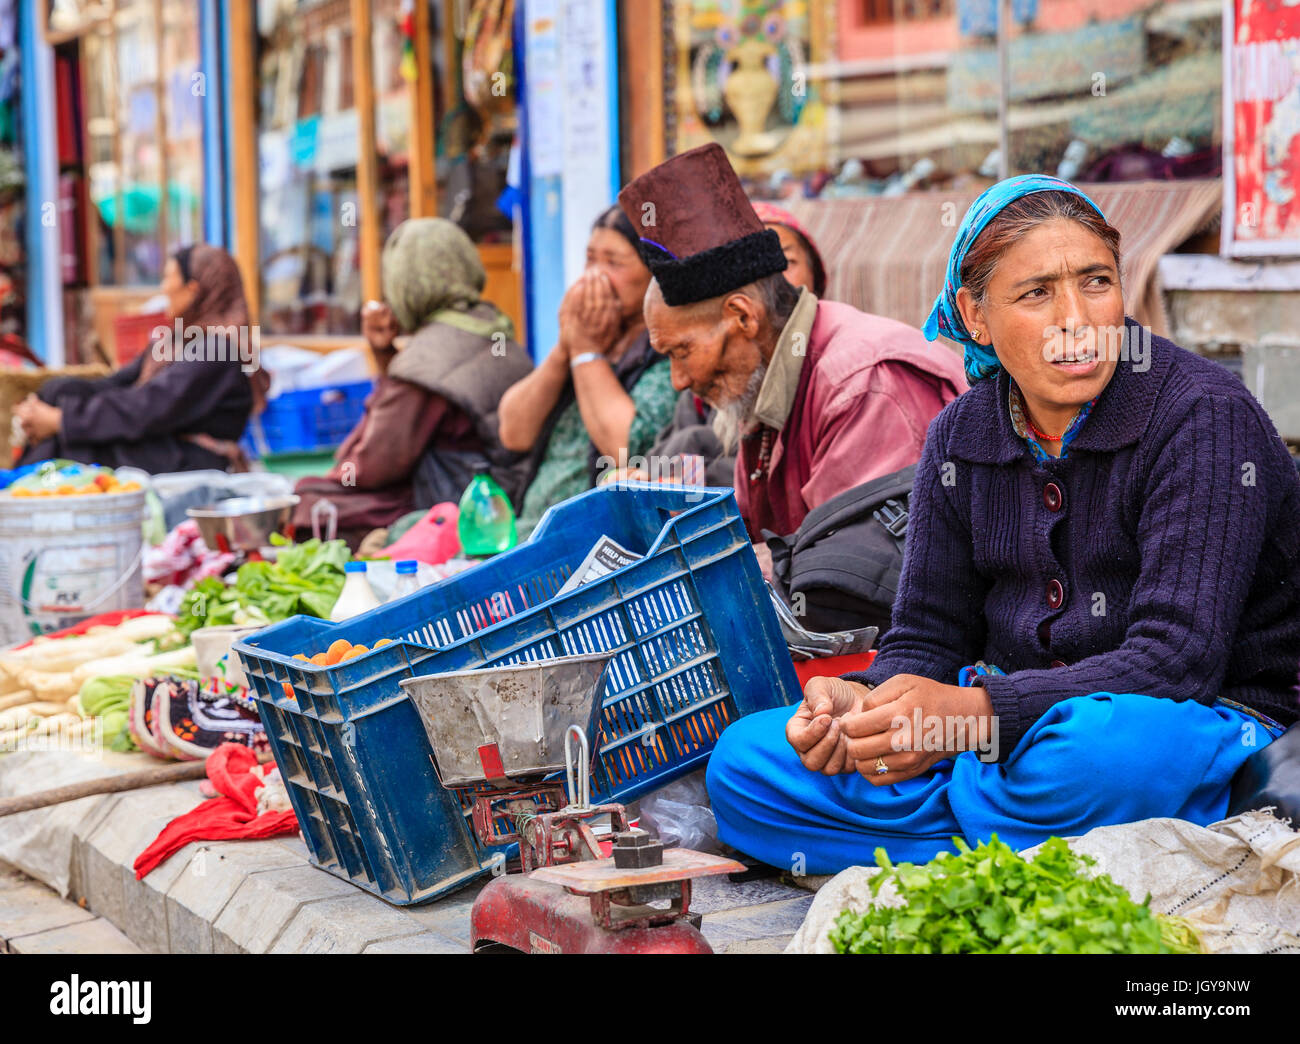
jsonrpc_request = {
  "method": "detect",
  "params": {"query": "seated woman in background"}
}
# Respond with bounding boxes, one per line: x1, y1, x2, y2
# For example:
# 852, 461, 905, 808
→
708, 176, 1300, 874
291, 218, 531, 548
627, 201, 829, 488
499, 206, 677, 536
16, 245, 263, 473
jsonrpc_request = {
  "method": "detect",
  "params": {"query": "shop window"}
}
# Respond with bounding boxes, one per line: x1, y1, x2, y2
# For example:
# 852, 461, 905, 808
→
71, 0, 203, 287
438, 0, 515, 246
662, 0, 1222, 197
255, 0, 413, 337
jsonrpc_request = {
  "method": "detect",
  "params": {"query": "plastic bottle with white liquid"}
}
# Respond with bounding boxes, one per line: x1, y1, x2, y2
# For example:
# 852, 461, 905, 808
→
329, 561, 382, 621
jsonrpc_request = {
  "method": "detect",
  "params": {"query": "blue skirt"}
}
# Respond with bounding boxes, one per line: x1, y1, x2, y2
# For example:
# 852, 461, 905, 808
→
706, 693, 1281, 875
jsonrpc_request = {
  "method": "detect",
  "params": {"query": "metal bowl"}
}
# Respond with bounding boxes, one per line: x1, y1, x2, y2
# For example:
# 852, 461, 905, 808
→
187, 494, 300, 553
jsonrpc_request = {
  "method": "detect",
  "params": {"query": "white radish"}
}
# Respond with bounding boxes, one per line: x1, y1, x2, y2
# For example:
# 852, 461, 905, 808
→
0, 690, 36, 712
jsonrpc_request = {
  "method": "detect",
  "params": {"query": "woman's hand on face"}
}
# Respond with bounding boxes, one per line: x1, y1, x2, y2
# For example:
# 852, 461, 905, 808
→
15, 395, 62, 442
361, 300, 400, 353
559, 271, 622, 358
786, 675, 881, 775
842, 674, 995, 786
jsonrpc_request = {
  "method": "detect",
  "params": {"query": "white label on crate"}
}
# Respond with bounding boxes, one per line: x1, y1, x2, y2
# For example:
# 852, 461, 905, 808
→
529, 931, 562, 954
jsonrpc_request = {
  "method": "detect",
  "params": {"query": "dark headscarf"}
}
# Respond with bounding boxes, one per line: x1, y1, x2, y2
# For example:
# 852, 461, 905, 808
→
139, 244, 251, 386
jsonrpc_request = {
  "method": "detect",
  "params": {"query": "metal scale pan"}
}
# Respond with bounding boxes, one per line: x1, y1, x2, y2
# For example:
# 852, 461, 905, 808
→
400, 653, 613, 788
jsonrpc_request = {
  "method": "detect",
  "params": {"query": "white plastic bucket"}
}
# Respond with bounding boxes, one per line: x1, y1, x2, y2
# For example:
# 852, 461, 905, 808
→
0, 489, 146, 647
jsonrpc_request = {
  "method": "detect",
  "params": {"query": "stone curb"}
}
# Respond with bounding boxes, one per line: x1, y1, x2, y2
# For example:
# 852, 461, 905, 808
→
6, 771, 475, 954
1, 756, 815, 953
0, 867, 141, 954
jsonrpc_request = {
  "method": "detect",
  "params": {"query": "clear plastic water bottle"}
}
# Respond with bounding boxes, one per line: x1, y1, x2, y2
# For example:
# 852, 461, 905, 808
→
391, 559, 420, 601
457, 466, 518, 557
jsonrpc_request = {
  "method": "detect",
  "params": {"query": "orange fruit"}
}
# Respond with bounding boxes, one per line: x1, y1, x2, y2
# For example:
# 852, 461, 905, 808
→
281, 682, 295, 700
373, 638, 393, 648
292, 653, 309, 661
340, 644, 368, 661
327, 638, 352, 659
310, 652, 330, 666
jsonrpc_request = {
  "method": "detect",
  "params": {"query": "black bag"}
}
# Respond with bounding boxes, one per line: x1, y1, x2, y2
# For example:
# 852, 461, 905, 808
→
763, 465, 914, 635
410, 447, 532, 514
1227, 722, 1300, 825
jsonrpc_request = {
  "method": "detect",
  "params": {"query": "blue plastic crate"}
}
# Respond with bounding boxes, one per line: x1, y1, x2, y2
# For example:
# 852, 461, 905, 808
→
235, 484, 801, 905
242, 380, 374, 456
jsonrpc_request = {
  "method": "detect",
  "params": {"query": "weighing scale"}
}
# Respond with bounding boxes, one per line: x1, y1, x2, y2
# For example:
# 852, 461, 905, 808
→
400, 656, 745, 954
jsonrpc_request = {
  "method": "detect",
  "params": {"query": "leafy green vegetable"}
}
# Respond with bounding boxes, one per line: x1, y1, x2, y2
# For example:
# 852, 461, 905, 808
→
78, 674, 136, 717
177, 540, 350, 636
78, 675, 138, 753
104, 710, 136, 753
828, 835, 1202, 955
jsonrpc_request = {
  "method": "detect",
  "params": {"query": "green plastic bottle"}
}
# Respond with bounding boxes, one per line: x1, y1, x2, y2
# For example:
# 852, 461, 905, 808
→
457, 465, 518, 557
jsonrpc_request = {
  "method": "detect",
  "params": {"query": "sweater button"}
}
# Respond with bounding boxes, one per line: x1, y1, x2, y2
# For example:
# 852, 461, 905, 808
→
1046, 578, 1064, 609
1043, 482, 1063, 512
1050, 659, 1067, 669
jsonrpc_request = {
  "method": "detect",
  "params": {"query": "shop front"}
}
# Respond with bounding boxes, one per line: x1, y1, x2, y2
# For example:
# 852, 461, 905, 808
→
20, 0, 552, 366
615, 0, 1300, 441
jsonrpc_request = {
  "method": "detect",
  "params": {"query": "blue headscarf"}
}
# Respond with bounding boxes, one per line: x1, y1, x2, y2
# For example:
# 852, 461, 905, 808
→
923, 175, 1108, 382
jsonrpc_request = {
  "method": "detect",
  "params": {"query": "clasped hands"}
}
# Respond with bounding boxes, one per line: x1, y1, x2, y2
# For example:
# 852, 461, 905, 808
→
14, 395, 62, 443
786, 673, 994, 785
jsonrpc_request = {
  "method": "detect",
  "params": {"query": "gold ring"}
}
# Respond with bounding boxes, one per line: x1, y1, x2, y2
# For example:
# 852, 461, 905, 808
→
875, 756, 888, 775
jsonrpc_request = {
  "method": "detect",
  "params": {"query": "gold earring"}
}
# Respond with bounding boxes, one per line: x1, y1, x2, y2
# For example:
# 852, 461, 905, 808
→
971, 329, 981, 341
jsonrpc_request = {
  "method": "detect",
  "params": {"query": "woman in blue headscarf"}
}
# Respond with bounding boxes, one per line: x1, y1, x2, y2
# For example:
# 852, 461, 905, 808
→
707, 176, 1300, 874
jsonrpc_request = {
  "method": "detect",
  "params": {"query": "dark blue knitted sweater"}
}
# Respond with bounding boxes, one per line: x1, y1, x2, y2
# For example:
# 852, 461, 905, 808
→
860, 320, 1300, 756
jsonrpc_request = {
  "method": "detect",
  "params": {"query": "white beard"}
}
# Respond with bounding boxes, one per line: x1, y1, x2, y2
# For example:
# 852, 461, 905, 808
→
710, 363, 767, 454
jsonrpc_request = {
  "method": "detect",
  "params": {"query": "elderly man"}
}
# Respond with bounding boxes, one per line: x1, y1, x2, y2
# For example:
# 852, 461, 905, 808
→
617, 144, 966, 543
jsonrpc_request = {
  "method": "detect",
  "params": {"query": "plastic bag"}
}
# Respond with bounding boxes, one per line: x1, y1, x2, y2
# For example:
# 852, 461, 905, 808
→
637, 769, 720, 853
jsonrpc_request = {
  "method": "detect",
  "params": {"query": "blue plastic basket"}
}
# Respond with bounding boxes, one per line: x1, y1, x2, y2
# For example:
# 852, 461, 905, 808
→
234, 484, 801, 905
242, 380, 374, 457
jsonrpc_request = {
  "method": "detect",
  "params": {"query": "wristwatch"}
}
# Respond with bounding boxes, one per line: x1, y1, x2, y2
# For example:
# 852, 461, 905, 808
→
570, 352, 605, 369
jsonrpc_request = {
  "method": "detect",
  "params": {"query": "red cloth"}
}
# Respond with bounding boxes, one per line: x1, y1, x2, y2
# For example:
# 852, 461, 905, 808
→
133, 744, 298, 880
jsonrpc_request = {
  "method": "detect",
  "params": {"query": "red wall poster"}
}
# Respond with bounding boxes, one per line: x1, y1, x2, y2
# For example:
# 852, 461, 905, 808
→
1224, 0, 1300, 255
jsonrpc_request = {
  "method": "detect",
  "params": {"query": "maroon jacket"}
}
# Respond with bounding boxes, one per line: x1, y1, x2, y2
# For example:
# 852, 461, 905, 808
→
737, 300, 968, 537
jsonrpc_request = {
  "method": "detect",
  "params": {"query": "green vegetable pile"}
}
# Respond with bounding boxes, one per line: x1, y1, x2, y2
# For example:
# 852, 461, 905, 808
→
78, 675, 137, 753
178, 538, 351, 637
829, 835, 1202, 954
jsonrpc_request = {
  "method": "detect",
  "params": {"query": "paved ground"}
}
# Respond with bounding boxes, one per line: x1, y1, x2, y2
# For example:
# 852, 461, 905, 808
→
0, 855, 811, 954
0, 865, 141, 954
0, 749, 816, 953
